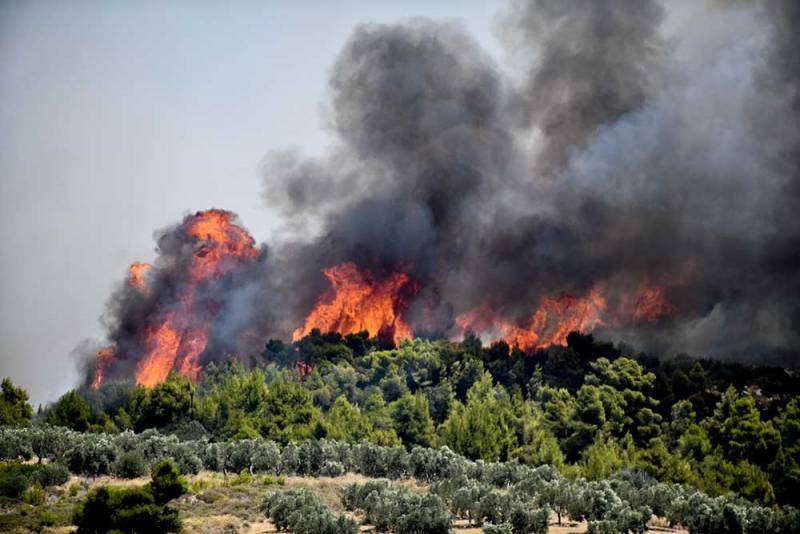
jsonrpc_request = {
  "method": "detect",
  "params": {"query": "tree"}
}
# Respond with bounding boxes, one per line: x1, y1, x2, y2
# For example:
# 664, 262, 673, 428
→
708, 386, 780, 470
45, 390, 91, 431
390, 393, 435, 448
260, 380, 319, 443
130, 373, 195, 431
323, 396, 373, 442
0, 378, 33, 427
73, 459, 186, 533
439, 373, 517, 461
772, 396, 800, 505
584, 357, 662, 445
149, 459, 187, 505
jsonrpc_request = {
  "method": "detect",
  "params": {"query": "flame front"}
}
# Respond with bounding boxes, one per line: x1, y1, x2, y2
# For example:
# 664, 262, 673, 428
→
457, 289, 607, 351
456, 279, 676, 351
292, 262, 416, 345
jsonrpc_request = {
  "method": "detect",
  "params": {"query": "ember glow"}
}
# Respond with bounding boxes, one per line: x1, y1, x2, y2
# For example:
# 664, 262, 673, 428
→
292, 262, 416, 345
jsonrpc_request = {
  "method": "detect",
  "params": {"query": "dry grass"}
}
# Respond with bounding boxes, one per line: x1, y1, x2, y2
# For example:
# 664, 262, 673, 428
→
0, 471, 690, 533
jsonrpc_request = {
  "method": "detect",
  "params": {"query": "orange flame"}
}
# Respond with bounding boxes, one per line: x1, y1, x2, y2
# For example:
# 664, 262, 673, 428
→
292, 262, 415, 345
624, 280, 675, 323
93, 210, 259, 389
90, 347, 115, 390
457, 289, 607, 351
128, 262, 152, 292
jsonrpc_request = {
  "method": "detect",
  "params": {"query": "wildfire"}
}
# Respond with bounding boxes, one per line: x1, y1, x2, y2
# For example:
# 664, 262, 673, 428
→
292, 262, 416, 345
624, 280, 675, 323
90, 347, 115, 390
93, 209, 260, 389
456, 278, 677, 350
128, 262, 152, 292
457, 289, 607, 351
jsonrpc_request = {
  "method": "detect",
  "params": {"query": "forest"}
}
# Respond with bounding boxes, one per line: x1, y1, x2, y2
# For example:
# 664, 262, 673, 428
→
1, 331, 799, 533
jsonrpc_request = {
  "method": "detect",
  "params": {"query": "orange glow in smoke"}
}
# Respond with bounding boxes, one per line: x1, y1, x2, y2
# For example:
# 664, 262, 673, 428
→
90, 347, 115, 390
292, 262, 416, 345
128, 262, 152, 292
456, 289, 607, 351
94, 210, 259, 389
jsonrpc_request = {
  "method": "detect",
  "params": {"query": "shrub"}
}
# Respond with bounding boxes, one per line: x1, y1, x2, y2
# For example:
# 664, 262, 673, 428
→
22, 481, 45, 505
587, 519, 620, 534
262, 489, 358, 534
113, 450, 148, 479
320, 460, 345, 477
149, 459, 187, 505
508, 504, 550, 534
0, 462, 40, 497
35, 462, 70, 487
72, 486, 181, 534
73, 459, 186, 534
484, 524, 513, 534
342, 480, 451, 534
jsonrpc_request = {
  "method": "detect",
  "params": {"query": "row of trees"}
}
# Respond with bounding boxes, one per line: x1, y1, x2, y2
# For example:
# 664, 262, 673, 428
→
2, 427, 799, 533
2, 331, 799, 505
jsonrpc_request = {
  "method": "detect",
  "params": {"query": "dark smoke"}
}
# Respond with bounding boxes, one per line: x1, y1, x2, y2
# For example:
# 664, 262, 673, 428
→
260, 1, 799, 365
91, 0, 799, 381
96, 211, 272, 383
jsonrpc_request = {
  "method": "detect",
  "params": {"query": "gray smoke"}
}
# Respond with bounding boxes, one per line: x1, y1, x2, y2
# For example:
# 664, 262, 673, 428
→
260, 1, 799, 364
88, 0, 799, 384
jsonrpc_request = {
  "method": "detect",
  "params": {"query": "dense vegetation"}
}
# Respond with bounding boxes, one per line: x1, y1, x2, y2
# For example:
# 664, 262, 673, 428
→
2, 331, 799, 532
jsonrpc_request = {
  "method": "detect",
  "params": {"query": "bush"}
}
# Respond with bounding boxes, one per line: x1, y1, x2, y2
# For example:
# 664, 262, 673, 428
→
149, 459, 187, 505
35, 462, 70, 487
508, 504, 549, 534
73, 459, 186, 534
320, 460, 345, 477
484, 524, 513, 534
72, 486, 181, 534
342, 480, 451, 534
0, 459, 67, 496
262, 489, 358, 534
587, 520, 620, 534
22, 481, 45, 505
113, 450, 148, 479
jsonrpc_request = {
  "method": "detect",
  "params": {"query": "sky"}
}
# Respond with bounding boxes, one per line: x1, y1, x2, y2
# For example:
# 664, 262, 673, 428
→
0, 1, 505, 406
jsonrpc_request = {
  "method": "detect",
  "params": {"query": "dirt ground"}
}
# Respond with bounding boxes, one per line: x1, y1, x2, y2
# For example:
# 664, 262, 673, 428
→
0, 471, 688, 533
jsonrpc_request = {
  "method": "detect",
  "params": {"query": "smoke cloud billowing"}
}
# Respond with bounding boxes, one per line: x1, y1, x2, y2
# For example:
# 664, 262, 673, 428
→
259, 0, 799, 365
93, 0, 800, 383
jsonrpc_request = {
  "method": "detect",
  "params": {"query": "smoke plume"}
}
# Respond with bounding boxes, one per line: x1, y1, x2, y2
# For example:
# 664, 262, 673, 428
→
89, 0, 800, 387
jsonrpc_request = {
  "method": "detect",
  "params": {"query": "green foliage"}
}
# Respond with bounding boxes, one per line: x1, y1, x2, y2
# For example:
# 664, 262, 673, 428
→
112, 449, 148, 479
149, 459, 187, 505
45, 390, 91, 431
73, 458, 186, 533
342, 480, 452, 534
262, 489, 358, 534
0, 461, 69, 498
0, 378, 33, 427
35, 462, 70, 487
129, 373, 195, 432
390, 392, 435, 448
323, 396, 373, 442
72, 486, 181, 534
439, 372, 517, 461
260, 380, 320, 443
